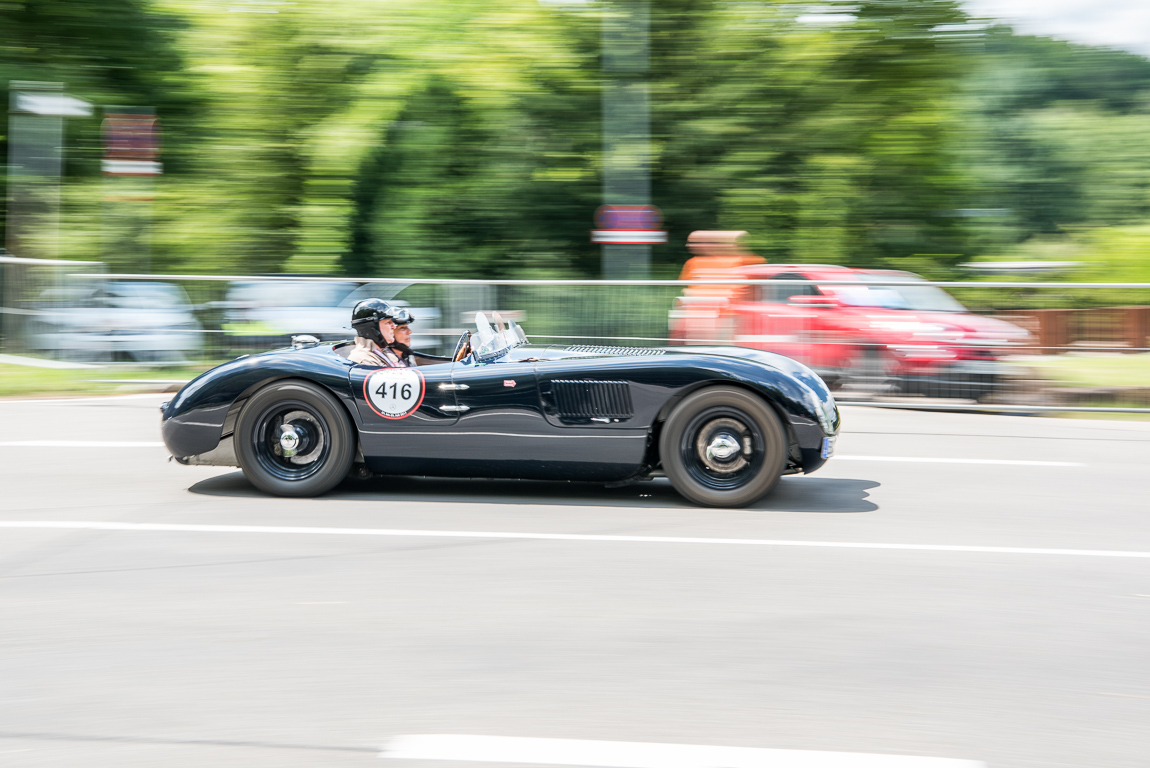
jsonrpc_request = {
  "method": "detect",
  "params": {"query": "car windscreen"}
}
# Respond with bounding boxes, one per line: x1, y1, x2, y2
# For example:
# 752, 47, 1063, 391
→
835, 274, 966, 313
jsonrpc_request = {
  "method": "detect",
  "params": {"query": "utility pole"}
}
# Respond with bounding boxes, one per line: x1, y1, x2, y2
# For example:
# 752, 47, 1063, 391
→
599, 0, 658, 278
6, 82, 92, 259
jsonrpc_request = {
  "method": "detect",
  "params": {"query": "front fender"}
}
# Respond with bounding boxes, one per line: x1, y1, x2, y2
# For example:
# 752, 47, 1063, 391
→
673, 348, 840, 474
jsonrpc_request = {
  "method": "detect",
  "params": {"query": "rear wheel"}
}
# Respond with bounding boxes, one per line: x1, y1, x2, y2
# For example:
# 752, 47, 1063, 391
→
659, 386, 787, 508
236, 380, 355, 497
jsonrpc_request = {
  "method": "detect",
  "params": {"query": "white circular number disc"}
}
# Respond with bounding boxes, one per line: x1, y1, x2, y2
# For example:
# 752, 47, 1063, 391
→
364, 368, 425, 419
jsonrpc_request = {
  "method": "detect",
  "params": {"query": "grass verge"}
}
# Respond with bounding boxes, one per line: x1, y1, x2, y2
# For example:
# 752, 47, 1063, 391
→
0, 363, 213, 398
1023, 353, 1150, 387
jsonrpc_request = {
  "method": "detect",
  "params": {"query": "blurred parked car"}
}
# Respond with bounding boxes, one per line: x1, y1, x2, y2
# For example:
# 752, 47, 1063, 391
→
670, 264, 1031, 400
217, 280, 441, 352
26, 281, 204, 364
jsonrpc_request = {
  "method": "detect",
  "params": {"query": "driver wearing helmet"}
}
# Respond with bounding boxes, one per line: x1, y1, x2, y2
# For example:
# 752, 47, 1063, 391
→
348, 298, 406, 367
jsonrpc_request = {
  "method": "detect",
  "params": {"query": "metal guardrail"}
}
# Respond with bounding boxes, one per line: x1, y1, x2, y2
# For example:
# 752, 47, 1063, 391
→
1, 268, 1147, 413
45, 271, 1150, 288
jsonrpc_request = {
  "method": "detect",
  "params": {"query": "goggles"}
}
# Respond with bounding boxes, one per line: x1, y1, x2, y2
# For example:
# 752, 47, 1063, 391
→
384, 307, 414, 326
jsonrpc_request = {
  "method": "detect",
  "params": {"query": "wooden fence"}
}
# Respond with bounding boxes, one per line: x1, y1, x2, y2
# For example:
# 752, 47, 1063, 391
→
996, 307, 1150, 354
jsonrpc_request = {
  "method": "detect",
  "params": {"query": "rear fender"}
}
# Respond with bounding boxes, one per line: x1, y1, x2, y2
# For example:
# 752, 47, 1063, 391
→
161, 347, 358, 459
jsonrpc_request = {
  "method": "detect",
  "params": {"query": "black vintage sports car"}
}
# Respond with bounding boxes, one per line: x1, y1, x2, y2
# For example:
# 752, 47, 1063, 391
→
161, 316, 840, 507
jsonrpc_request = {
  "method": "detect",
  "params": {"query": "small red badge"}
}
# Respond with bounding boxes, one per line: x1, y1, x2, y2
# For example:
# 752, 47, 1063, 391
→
504, 380, 516, 387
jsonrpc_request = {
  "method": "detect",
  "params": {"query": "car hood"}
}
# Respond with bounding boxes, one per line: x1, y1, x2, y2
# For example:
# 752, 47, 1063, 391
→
659, 344, 820, 376
541, 343, 834, 398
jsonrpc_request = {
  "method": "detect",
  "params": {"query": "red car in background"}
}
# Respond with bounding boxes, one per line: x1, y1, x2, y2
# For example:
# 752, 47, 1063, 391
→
670, 264, 1031, 400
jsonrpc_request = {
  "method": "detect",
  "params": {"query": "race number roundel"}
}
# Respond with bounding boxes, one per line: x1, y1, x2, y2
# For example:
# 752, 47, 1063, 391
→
363, 368, 425, 420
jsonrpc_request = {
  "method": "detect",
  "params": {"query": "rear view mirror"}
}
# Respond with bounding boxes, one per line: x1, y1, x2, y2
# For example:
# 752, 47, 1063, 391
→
788, 294, 839, 309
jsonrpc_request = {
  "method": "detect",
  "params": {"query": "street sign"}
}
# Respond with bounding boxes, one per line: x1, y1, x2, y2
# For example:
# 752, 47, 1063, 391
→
13, 92, 92, 117
591, 204, 667, 245
102, 114, 162, 175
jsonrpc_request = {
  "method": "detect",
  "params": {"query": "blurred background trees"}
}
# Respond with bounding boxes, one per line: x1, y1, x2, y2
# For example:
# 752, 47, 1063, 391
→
3, 0, 1150, 280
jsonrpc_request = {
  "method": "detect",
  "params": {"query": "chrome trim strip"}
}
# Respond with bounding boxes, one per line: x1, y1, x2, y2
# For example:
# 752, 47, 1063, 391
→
358, 430, 644, 439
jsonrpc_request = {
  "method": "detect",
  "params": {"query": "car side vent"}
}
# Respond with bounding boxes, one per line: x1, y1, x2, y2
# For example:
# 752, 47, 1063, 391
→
564, 345, 665, 356
552, 380, 634, 419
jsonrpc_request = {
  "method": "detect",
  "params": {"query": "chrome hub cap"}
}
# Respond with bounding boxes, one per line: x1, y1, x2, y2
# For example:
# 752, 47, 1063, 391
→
279, 424, 301, 457
280, 410, 324, 465
695, 417, 752, 474
254, 404, 331, 482
705, 433, 741, 463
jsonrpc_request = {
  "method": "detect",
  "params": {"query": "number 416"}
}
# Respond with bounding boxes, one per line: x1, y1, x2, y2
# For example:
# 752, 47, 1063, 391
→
376, 381, 413, 400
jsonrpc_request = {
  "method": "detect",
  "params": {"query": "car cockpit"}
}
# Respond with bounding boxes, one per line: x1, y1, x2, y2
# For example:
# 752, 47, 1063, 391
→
452, 312, 530, 364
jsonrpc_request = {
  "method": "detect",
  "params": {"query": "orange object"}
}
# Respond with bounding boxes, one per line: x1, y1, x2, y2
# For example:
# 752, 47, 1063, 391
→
671, 231, 766, 344
678, 231, 764, 281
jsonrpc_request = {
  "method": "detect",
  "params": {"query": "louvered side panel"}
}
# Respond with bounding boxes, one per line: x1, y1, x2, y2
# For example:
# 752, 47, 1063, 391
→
552, 380, 634, 419
564, 345, 665, 357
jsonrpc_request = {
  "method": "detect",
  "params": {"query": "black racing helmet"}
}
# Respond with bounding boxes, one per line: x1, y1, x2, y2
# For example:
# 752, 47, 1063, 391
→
350, 298, 393, 345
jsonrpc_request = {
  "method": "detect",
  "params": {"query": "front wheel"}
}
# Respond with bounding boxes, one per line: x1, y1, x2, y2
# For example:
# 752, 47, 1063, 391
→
659, 386, 787, 508
235, 380, 355, 497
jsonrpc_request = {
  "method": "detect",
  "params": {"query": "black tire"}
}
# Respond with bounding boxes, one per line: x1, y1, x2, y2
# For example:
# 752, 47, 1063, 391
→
658, 386, 787, 508
235, 380, 355, 497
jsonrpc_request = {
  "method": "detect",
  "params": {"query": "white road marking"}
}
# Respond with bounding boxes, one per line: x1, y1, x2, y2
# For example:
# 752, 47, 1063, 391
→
835, 455, 1082, 467
379, 734, 985, 768
1, 521, 1148, 560
0, 441, 164, 448
0, 393, 163, 405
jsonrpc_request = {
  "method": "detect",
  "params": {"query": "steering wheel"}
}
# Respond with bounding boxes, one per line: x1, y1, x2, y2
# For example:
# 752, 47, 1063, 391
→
452, 331, 472, 362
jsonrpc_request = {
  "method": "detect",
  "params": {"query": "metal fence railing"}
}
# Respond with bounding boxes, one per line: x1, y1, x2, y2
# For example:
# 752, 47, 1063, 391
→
1, 265, 1148, 413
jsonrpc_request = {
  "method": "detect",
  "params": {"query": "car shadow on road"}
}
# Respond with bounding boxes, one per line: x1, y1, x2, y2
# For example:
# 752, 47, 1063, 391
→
189, 472, 879, 513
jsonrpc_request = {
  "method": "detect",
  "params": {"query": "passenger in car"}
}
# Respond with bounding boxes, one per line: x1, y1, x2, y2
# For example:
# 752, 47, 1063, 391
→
348, 298, 405, 367
385, 306, 416, 366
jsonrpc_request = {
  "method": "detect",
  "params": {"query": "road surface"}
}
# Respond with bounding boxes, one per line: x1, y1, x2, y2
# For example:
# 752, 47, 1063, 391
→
1, 394, 1148, 767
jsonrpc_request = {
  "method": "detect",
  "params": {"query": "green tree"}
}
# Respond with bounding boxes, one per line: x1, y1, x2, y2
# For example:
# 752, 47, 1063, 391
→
0, 0, 196, 251
655, 0, 976, 271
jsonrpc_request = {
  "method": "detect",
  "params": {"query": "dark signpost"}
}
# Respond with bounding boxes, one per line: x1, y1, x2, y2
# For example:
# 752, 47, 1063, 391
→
101, 108, 161, 271
599, 1, 654, 278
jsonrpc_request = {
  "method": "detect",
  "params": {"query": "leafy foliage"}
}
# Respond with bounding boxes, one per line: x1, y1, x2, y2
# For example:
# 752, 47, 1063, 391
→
3, 0, 1150, 280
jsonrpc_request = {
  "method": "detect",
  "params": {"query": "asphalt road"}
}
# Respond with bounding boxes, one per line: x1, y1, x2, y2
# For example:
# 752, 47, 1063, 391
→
1, 394, 1149, 768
